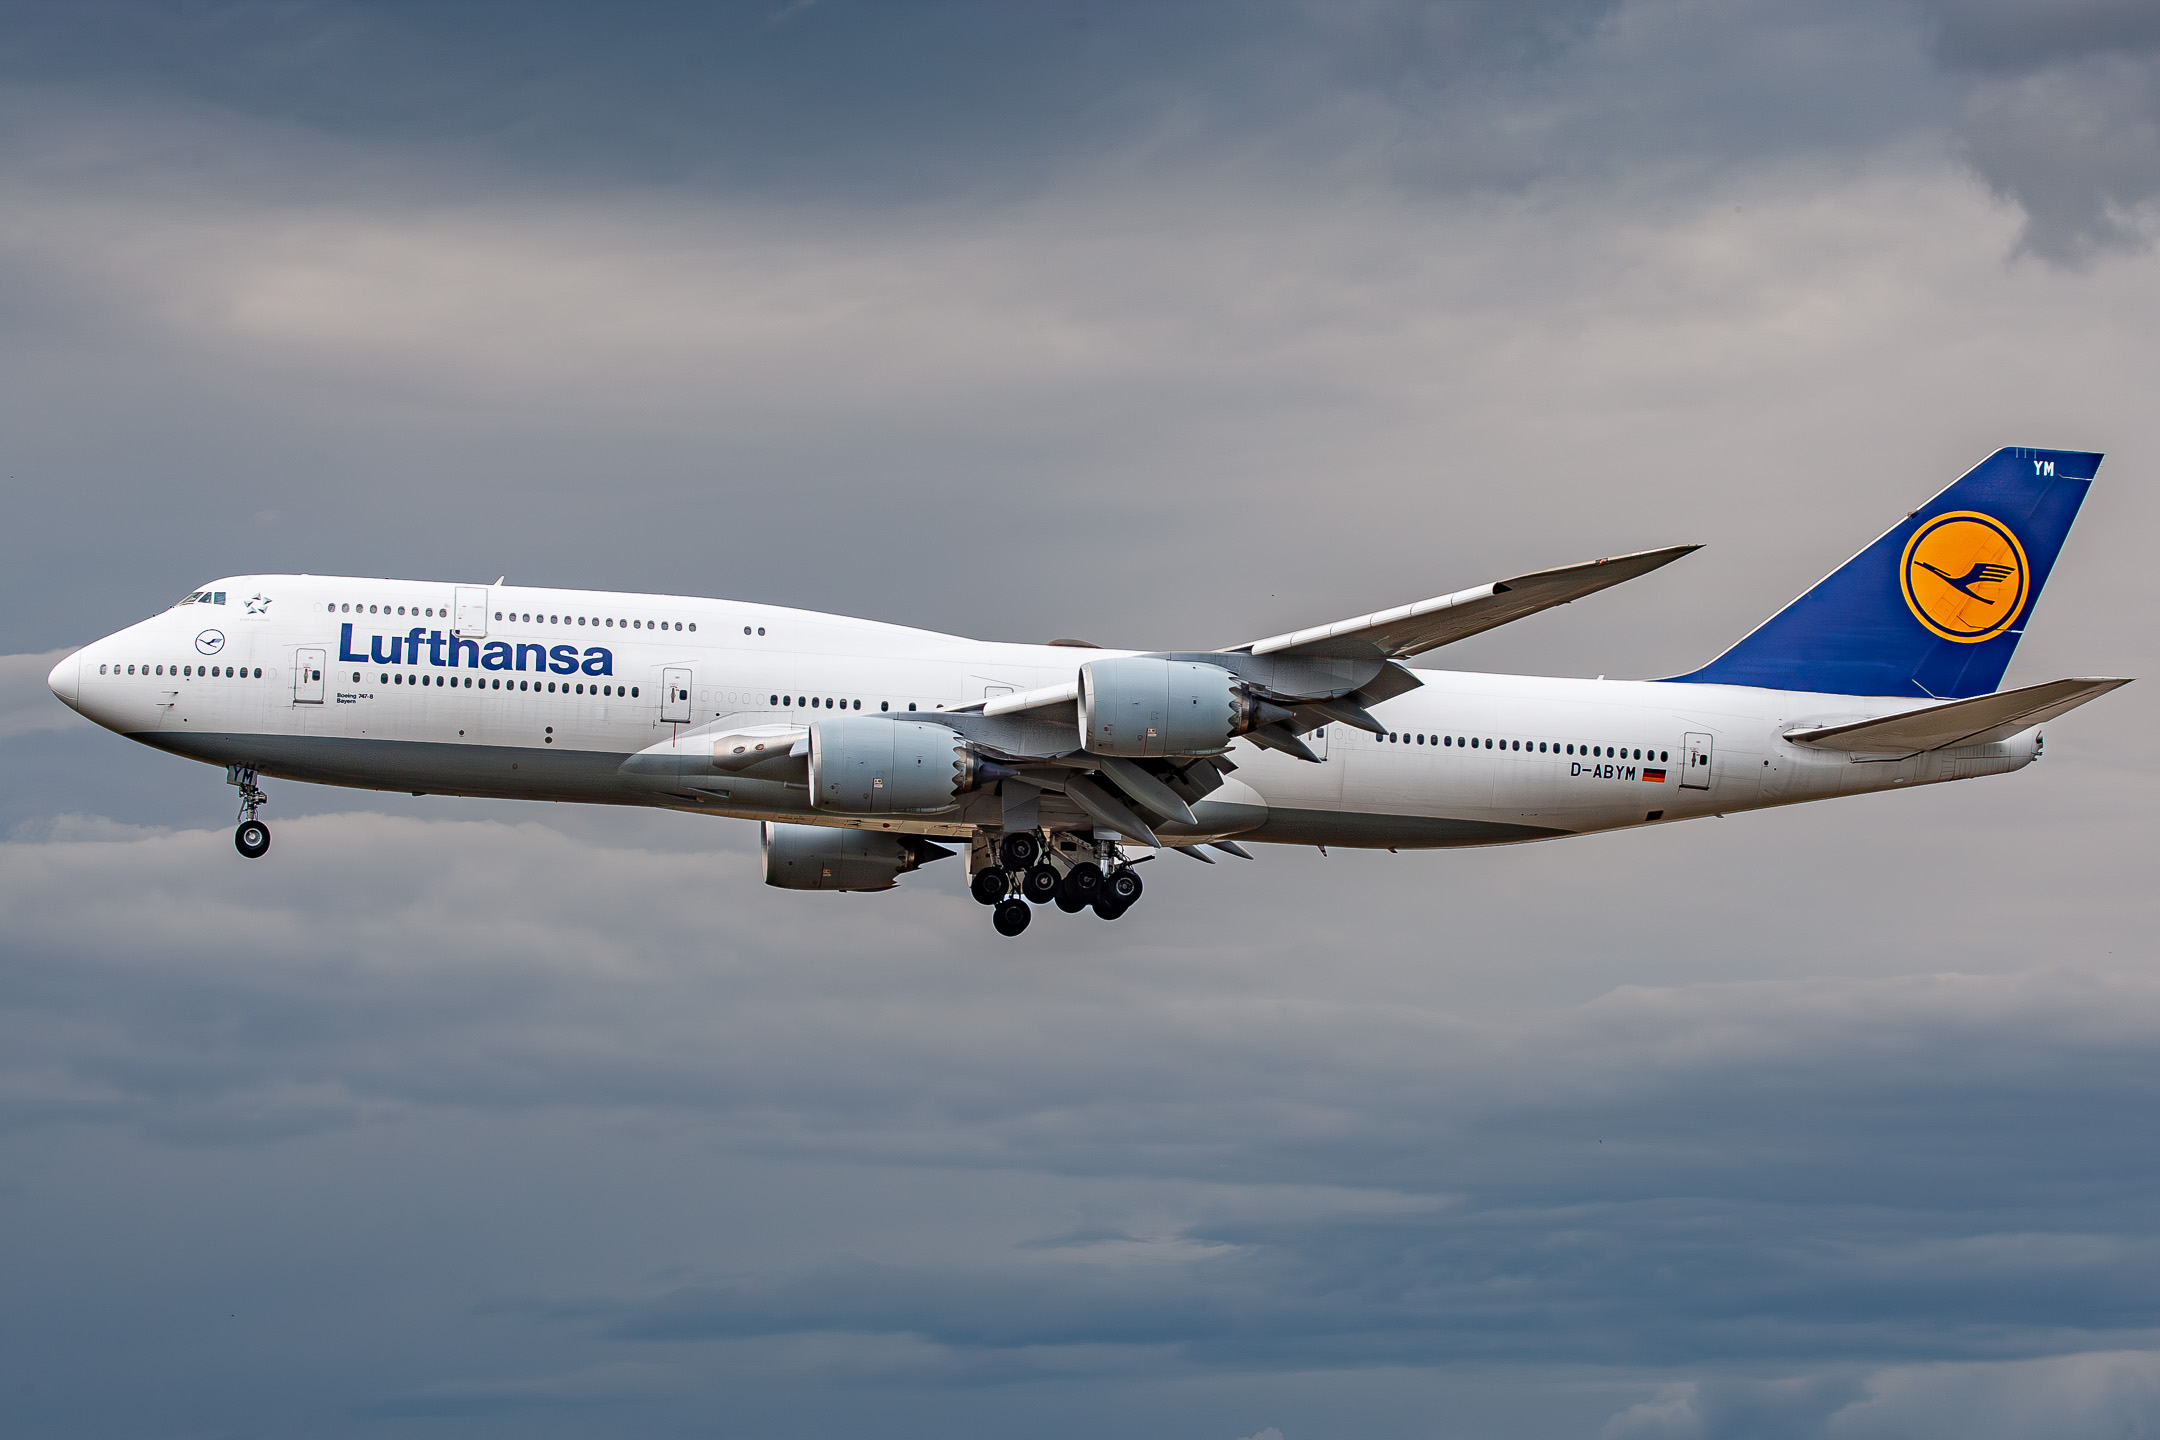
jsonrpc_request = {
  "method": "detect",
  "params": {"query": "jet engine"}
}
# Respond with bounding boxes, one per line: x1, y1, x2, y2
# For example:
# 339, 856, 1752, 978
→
761, 823, 953, 892
1078, 656, 1290, 757
809, 715, 1003, 815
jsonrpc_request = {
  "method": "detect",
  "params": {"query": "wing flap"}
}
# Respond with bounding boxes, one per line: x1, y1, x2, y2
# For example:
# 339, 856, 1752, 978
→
1784, 677, 2131, 753
1242, 545, 1698, 661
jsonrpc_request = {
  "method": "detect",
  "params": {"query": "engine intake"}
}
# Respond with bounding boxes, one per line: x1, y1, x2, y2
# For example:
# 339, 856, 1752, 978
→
761, 823, 950, 892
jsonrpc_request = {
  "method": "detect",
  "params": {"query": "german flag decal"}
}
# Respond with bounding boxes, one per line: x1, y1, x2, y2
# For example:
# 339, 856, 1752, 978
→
1642, 767, 1667, 783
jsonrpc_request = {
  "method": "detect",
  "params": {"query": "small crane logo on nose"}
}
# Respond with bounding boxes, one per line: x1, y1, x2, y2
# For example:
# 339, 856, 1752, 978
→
195, 630, 226, 655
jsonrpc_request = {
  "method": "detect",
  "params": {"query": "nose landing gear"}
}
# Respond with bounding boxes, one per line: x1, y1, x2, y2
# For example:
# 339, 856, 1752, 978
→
228, 765, 270, 858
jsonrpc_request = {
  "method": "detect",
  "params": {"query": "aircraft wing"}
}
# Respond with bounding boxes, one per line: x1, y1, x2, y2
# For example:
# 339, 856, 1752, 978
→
1231, 545, 1699, 661
1783, 676, 2131, 753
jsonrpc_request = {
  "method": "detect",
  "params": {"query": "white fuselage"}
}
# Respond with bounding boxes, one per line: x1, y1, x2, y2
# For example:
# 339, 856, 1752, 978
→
48, 575, 2039, 849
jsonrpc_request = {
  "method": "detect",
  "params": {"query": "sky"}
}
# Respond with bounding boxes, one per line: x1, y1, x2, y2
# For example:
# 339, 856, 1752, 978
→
2, 2, 2158, 1436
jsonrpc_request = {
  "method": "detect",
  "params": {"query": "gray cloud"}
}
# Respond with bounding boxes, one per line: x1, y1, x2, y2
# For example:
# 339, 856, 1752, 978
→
5, 815, 2160, 1384
1927, 0, 2160, 262
1601, 1352, 2160, 1439
0, 648, 85, 739
4, 5, 2159, 1435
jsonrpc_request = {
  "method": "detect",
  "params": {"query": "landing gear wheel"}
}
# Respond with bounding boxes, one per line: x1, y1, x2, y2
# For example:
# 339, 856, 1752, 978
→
971, 867, 1010, 905
999, 832, 1042, 870
1055, 889, 1089, 913
1091, 896, 1128, 921
1104, 866, 1143, 906
992, 899, 1032, 936
1062, 862, 1103, 904
1022, 864, 1062, 904
235, 820, 271, 858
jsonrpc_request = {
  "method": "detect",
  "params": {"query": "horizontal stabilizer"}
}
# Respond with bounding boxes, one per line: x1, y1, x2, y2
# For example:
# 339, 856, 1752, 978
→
1784, 677, 2130, 753
1238, 545, 1697, 661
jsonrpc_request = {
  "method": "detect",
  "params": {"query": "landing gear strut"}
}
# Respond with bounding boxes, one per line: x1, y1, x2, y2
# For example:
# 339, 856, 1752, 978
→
980, 829, 1152, 934
228, 765, 270, 859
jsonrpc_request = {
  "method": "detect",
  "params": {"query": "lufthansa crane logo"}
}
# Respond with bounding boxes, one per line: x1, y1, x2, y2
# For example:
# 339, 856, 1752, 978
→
194, 629, 226, 655
1900, 510, 2030, 643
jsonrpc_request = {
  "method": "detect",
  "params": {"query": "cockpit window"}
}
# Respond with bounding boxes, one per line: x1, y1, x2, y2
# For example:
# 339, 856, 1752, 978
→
172, 590, 226, 608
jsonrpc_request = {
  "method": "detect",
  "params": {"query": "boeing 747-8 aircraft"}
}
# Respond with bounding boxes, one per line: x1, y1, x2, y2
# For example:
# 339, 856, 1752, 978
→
47, 447, 2128, 935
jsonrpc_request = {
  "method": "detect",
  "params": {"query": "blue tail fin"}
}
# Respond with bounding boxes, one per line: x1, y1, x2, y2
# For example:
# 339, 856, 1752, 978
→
1669, 447, 2099, 698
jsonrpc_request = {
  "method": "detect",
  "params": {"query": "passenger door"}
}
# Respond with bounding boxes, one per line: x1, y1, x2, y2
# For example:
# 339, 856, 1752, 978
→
1680, 731, 1714, 790
293, 647, 326, 704
453, 587, 489, 638
661, 666, 693, 724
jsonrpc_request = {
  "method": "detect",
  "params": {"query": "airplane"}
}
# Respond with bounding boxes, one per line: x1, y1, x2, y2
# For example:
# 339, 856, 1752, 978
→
46, 446, 2129, 937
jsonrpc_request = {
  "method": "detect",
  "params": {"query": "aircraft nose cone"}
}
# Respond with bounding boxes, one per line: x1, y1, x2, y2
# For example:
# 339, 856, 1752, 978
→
47, 651, 81, 712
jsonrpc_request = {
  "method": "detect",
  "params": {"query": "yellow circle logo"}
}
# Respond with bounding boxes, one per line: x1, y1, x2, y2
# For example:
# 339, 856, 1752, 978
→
1900, 510, 2029, 643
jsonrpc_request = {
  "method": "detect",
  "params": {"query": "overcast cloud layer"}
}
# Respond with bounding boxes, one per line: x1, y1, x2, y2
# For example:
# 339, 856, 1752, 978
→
2, 3, 2158, 1437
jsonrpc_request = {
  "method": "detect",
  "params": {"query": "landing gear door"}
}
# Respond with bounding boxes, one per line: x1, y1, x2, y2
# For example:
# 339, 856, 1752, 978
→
1680, 731, 1713, 790
293, 647, 326, 704
454, 587, 489, 638
661, 667, 693, 724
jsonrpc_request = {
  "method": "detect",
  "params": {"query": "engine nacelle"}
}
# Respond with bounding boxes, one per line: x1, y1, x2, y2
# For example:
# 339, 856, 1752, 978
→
809, 715, 978, 814
1079, 656, 1258, 757
761, 823, 935, 892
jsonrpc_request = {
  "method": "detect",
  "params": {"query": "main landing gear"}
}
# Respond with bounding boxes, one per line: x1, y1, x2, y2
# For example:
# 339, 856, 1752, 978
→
973, 830, 1147, 935
228, 765, 271, 859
